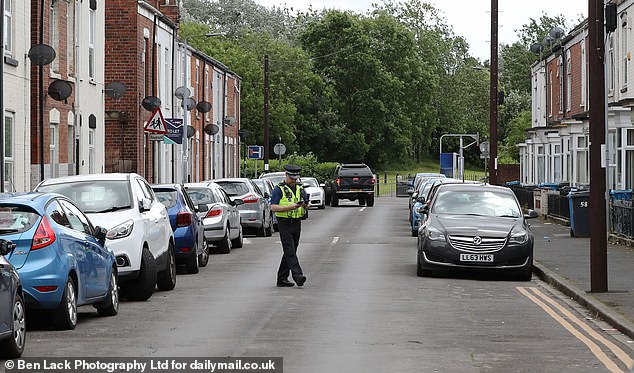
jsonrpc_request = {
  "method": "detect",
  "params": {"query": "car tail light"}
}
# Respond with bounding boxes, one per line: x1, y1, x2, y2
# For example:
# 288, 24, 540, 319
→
206, 206, 223, 218
31, 216, 56, 250
353, 177, 359, 182
180, 248, 192, 253
176, 212, 192, 227
33, 285, 58, 292
336, 178, 340, 186
242, 194, 258, 203
371, 178, 375, 184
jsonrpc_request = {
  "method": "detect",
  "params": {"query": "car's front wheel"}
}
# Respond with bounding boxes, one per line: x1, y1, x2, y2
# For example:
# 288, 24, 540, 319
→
96, 270, 119, 316
217, 228, 231, 254
231, 226, 243, 249
122, 247, 157, 301
0, 292, 26, 358
157, 243, 177, 290
53, 278, 78, 330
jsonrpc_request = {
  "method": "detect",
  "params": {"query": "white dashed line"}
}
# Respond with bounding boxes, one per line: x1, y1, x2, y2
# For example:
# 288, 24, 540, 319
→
331, 237, 339, 245
359, 207, 367, 212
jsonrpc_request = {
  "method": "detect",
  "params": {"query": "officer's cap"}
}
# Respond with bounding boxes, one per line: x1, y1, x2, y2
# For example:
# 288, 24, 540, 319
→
284, 164, 301, 179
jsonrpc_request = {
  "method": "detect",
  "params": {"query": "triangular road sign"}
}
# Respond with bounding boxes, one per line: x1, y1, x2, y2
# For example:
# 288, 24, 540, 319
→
144, 108, 168, 134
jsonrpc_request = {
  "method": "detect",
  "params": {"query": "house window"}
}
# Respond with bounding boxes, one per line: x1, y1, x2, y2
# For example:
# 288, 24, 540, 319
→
3, 112, 13, 191
622, 16, 628, 88
89, 129, 95, 173
3, 0, 12, 54
581, 43, 587, 107
609, 35, 615, 94
576, 136, 588, 184
89, 9, 95, 79
553, 143, 562, 183
67, 1, 75, 76
164, 48, 170, 107
157, 44, 162, 100
536, 145, 545, 183
50, 0, 59, 73
566, 51, 571, 111
558, 57, 563, 113
49, 124, 59, 178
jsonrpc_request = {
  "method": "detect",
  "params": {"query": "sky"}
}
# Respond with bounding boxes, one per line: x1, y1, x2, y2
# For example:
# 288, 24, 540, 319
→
252, 0, 587, 61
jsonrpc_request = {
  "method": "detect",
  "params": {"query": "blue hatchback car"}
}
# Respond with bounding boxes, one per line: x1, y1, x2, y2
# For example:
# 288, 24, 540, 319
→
0, 192, 118, 330
152, 184, 207, 274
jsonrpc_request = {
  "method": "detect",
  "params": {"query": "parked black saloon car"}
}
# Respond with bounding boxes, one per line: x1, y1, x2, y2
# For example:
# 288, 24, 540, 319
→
417, 183, 538, 280
0, 239, 26, 358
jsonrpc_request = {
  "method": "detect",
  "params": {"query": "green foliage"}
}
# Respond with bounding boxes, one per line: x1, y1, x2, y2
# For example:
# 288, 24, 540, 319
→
242, 153, 337, 182
499, 110, 532, 163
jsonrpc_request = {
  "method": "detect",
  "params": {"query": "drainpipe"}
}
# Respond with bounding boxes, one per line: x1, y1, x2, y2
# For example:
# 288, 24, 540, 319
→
222, 69, 226, 177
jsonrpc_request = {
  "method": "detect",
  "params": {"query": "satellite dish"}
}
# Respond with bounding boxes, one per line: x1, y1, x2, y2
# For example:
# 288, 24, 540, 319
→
238, 128, 249, 140
549, 26, 565, 39
28, 44, 56, 66
174, 86, 191, 100
529, 43, 544, 55
196, 101, 212, 113
48, 80, 73, 101
105, 81, 126, 99
542, 35, 555, 46
141, 96, 161, 111
185, 98, 197, 111
186, 125, 196, 138
204, 124, 220, 135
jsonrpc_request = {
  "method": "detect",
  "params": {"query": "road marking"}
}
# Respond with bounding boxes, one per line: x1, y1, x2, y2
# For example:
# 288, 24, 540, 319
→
359, 207, 366, 212
331, 237, 339, 245
517, 287, 632, 372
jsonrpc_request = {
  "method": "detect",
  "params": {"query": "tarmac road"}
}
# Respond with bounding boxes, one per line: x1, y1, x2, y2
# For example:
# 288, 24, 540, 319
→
18, 197, 634, 372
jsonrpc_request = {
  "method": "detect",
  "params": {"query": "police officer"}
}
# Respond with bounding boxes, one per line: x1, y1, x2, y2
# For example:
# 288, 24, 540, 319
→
270, 164, 308, 287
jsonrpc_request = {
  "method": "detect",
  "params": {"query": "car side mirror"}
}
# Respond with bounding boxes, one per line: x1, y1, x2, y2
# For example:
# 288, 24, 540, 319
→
320, 183, 325, 188
263, 192, 270, 199
412, 191, 418, 199
525, 210, 539, 219
420, 204, 430, 215
139, 198, 152, 212
233, 198, 245, 206
0, 239, 16, 256
407, 188, 414, 195
197, 204, 209, 213
416, 196, 425, 203
93, 226, 107, 246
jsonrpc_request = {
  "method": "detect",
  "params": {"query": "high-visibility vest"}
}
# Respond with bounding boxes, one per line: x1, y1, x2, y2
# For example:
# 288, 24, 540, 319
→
275, 183, 304, 219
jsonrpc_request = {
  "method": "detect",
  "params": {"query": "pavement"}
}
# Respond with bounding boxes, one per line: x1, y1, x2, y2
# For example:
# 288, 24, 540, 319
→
531, 218, 634, 340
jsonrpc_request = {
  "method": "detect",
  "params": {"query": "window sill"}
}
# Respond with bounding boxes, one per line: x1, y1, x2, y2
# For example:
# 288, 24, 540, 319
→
49, 71, 62, 79
4, 56, 18, 67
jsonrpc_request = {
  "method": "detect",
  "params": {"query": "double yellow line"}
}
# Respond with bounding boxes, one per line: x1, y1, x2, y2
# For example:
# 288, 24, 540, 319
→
517, 287, 634, 373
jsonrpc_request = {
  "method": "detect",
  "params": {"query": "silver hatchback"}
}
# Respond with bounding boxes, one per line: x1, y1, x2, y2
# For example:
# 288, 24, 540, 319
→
213, 178, 273, 237
184, 182, 244, 254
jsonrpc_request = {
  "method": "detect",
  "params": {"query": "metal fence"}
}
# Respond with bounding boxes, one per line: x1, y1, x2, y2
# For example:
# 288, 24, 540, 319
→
611, 200, 633, 238
547, 193, 570, 220
511, 186, 535, 210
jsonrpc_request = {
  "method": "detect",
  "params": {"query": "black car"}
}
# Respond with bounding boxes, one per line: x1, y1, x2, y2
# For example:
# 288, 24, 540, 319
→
326, 164, 375, 207
0, 239, 25, 358
417, 183, 538, 280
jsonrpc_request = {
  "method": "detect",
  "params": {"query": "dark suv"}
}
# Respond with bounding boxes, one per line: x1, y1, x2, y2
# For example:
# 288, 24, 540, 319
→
327, 164, 375, 207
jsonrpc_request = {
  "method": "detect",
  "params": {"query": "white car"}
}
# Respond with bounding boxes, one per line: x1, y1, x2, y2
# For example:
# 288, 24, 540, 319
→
35, 173, 176, 301
301, 177, 326, 209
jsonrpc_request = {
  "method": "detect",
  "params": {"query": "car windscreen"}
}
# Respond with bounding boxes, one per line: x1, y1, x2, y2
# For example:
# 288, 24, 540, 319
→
37, 180, 132, 213
431, 189, 522, 218
0, 206, 38, 234
153, 190, 178, 208
302, 179, 319, 187
186, 187, 218, 204
261, 175, 285, 185
215, 182, 249, 196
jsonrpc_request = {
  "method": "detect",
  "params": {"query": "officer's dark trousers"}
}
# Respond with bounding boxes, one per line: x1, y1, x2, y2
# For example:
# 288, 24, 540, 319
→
277, 218, 303, 282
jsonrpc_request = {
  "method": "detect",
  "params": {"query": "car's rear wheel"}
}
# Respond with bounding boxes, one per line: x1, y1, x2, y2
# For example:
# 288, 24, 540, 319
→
265, 215, 273, 237
53, 278, 77, 330
256, 220, 267, 237
0, 292, 26, 358
217, 228, 231, 254
319, 201, 326, 209
231, 226, 243, 248
366, 195, 375, 207
122, 246, 157, 301
157, 243, 177, 290
198, 240, 210, 267
358, 197, 366, 206
96, 270, 119, 316
185, 246, 199, 274
331, 194, 339, 207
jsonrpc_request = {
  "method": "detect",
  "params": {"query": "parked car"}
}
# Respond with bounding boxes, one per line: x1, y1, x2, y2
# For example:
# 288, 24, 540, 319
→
152, 184, 208, 274
213, 178, 273, 237
407, 173, 446, 221
259, 171, 287, 186
0, 239, 25, 358
410, 178, 468, 237
35, 173, 176, 301
252, 178, 279, 231
301, 177, 326, 209
417, 183, 537, 280
0, 193, 119, 329
184, 182, 244, 254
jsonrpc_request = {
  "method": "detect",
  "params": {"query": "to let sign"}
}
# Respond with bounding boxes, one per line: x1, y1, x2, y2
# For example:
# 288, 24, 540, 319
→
165, 118, 183, 145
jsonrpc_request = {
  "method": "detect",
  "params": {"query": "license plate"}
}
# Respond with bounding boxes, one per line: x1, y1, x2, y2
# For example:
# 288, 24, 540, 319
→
460, 253, 494, 262
350, 189, 362, 192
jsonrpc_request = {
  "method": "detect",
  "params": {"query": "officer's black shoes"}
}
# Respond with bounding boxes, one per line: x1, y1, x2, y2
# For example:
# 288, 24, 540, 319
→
277, 279, 295, 287
293, 275, 306, 287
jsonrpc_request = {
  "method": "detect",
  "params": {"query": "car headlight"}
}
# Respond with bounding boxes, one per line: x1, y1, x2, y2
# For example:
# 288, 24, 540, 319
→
509, 229, 528, 244
426, 226, 445, 241
106, 220, 134, 240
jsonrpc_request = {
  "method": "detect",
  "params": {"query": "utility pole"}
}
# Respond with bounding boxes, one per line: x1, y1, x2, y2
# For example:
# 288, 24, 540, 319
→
263, 55, 270, 172
588, 0, 608, 292
489, 0, 499, 185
